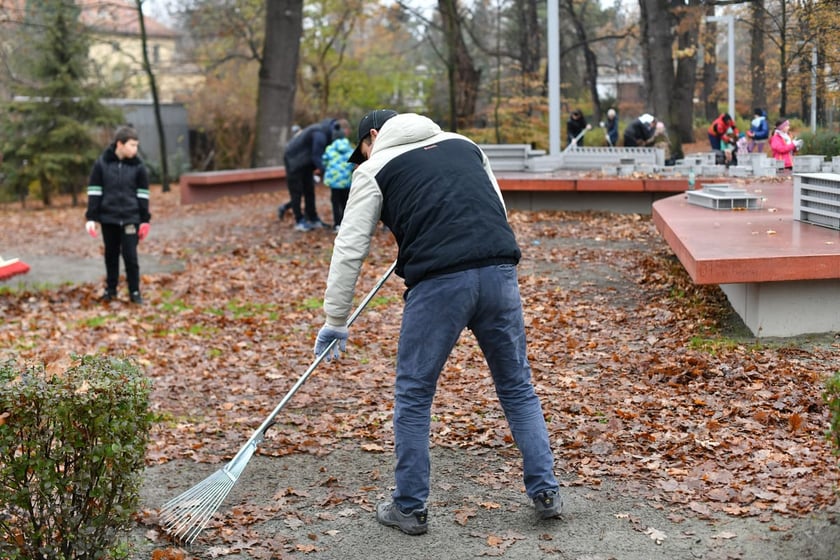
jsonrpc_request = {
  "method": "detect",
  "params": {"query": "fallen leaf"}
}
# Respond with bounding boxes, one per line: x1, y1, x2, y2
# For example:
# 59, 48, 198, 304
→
455, 507, 477, 526
645, 526, 667, 545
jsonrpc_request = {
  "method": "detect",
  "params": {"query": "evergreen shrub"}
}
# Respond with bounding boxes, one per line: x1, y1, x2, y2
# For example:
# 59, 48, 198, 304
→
0, 355, 152, 559
798, 130, 840, 158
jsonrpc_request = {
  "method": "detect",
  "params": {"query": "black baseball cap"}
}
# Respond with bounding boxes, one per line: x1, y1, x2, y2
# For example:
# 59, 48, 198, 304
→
348, 109, 398, 164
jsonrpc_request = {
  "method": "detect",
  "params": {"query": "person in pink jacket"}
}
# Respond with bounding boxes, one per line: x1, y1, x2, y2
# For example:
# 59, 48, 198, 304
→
769, 119, 802, 170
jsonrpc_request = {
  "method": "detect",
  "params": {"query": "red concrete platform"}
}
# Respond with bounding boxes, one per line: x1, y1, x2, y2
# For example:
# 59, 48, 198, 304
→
652, 179, 840, 285
495, 172, 717, 194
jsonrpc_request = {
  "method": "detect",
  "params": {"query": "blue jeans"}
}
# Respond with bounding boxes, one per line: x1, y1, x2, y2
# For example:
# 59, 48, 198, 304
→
391, 264, 558, 511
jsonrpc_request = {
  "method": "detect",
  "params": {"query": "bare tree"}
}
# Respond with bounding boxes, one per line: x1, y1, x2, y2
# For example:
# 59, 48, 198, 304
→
511, 0, 542, 81
305, 0, 362, 117
253, 0, 303, 167
437, 0, 481, 130
639, 0, 701, 158
701, 3, 718, 121
135, 0, 170, 192
561, 0, 602, 122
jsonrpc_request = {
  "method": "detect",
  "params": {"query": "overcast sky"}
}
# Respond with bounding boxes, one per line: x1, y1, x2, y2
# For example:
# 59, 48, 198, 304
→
141, 0, 637, 28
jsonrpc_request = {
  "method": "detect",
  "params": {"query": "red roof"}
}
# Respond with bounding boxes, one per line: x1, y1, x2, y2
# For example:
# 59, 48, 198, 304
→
79, 0, 178, 38
0, 0, 177, 39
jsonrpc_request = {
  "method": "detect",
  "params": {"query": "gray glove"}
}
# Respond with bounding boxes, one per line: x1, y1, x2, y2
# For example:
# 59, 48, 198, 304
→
314, 324, 349, 361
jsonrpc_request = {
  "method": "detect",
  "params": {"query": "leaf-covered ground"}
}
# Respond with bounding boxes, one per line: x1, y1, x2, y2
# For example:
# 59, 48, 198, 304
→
1, 183, 838, 558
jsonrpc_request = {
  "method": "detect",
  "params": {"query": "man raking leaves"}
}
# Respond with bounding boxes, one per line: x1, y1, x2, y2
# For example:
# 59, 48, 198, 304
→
314, 110, 563, 536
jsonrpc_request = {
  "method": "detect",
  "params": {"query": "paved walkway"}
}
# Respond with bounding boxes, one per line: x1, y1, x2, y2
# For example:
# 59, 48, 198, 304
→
1, 254, 183, 291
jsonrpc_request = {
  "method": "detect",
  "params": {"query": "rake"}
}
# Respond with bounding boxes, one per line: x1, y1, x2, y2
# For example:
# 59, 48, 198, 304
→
159, 259, 397, 544
563, 123, 593, 152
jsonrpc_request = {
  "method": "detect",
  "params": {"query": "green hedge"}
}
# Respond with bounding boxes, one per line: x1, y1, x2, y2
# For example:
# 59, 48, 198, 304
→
0, 356, 152, 560
798, 130, 840, 158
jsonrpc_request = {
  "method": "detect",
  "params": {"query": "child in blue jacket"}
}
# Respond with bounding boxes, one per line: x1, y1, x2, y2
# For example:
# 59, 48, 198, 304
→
748, 108, 769, 153
322, 120, 354, 231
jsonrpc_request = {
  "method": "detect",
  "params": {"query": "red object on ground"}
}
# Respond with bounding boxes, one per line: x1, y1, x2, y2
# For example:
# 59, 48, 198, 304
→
0, 257, 30, 281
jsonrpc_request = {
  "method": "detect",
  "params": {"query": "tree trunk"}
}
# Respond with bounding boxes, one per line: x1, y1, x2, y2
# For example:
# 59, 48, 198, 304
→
512, 0, 541, 97
749, 0, 766, 113
519, 0, 541, 77
564, 0, 601, 123
671, 6, 699, 153
639, 0, 702, 159
639, 0, 673, 119
135, 0, 170, 192
701, 4, 717, 120
254, 0, 303, 168
778, 0, 789, 116
438, 0, 481, 130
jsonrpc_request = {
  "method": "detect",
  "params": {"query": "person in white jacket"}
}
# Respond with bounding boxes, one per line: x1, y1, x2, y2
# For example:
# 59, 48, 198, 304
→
314, 110, 562, 535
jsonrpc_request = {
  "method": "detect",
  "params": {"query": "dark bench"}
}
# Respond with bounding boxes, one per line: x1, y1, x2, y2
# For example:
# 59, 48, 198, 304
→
179, 167, 286, 205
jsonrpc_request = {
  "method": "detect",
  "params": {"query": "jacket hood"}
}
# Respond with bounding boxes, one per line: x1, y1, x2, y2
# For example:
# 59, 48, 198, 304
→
370, 113, 442, 157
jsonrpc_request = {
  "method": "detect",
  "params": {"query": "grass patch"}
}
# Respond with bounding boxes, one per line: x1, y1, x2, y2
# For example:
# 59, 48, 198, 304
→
688, 335, 764, 354
79, 315, 113, 328
299, 297, 322, 311
159, 298, 191, 313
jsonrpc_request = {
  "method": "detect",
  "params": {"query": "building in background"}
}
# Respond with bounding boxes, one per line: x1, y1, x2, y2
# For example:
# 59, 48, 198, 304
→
81, 0, 202, 103
0, 0, 201, 103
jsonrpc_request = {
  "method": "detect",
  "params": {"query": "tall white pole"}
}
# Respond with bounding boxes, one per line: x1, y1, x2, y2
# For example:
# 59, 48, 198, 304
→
548, 0, 560, 156
706, 14, 735, 118
811, 44, 817, 133
726, 15, 735, 119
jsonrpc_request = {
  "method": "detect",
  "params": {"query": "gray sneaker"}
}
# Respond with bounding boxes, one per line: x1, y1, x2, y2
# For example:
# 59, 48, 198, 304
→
533, 489, 563, 519
375, 501, 428, 535
307, 219, 331, 229
294, 220, 313, 232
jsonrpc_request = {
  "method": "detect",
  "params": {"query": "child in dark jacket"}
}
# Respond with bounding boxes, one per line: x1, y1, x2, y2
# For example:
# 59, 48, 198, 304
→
85, 125, 151, 304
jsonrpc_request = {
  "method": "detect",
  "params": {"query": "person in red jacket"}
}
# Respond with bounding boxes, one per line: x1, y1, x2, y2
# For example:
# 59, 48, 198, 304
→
708, 113, 739, 151
708, 113, 739, 165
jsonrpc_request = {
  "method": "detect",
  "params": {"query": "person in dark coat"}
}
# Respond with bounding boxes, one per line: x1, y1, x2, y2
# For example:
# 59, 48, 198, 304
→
279, 119, 343, 231
85, 125, 151, 304
623, 113, 656, 147
566, 109, 588, 148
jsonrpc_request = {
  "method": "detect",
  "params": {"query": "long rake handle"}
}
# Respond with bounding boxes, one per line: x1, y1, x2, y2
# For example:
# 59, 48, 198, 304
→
227, 259, 398, 466
160, 259, 398, 544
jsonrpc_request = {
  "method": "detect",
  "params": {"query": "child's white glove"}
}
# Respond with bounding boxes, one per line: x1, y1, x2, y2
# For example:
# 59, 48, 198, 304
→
85, 221, 97, 238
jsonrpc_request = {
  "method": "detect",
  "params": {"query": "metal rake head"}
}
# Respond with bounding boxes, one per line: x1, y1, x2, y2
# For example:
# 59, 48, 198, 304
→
159, 468, 235, 544
159, 442, 257, 544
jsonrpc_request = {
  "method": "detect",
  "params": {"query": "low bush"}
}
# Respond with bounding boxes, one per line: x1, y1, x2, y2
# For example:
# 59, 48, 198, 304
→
0, 355, 152, 560
798, 130, 840, 158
